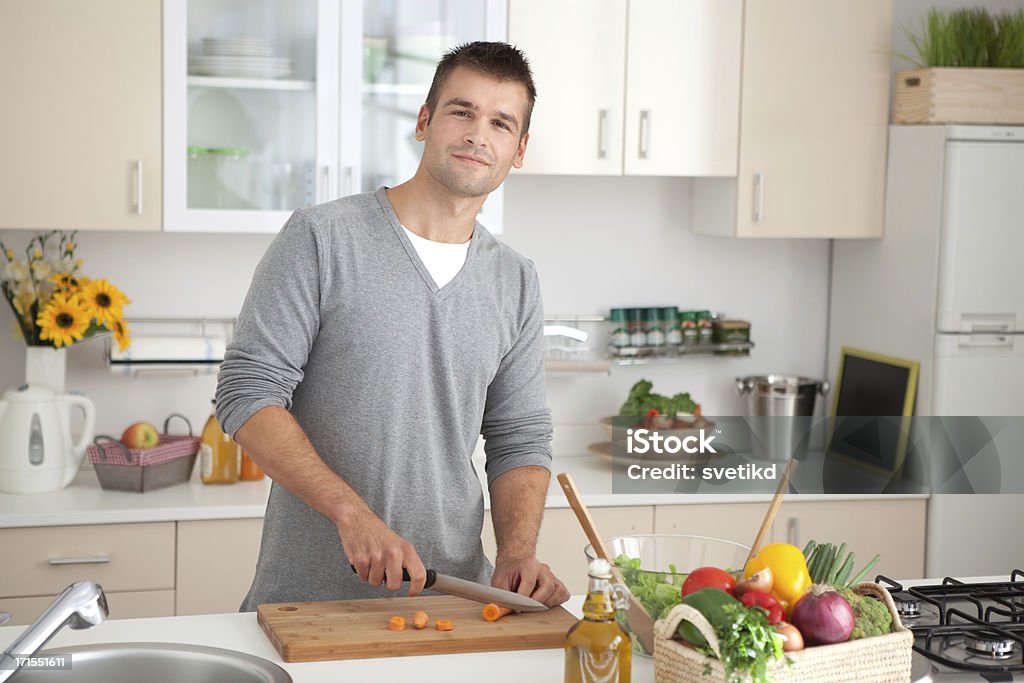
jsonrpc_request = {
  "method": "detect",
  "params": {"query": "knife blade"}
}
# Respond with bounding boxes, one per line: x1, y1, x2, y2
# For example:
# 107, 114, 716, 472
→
349, 565, 547, 612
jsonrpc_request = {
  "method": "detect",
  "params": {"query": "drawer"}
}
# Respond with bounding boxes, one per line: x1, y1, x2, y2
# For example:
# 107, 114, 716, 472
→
0, 522, 175, 598
0, 589, 176, 626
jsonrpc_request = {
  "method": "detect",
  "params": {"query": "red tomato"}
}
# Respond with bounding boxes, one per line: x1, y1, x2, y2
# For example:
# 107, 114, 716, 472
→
681, 567, 737, 597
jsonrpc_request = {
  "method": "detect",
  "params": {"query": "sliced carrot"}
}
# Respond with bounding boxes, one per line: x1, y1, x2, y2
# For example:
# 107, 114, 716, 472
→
412, 610, 429, 629
482, 603, 513, 622
435, 619, 455, 631
387, 615, 406, 631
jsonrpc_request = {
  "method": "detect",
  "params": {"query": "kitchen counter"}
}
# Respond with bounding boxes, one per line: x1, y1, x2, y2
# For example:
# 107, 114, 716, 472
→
0, 594, 654, 683
0, 454, 927, 529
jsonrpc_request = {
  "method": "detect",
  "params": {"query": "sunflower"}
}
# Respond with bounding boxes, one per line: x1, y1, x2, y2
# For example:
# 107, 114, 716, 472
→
36, 293, 90, 348
108, 317, 131, 353
80, 278, 129, 326
49, 272, 83, 293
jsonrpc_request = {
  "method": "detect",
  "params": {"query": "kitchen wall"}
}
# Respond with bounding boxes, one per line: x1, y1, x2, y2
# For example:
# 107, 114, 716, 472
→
2, 0, 1017, 451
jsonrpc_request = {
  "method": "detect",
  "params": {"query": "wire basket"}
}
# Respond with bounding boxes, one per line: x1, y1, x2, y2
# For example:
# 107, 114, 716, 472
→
87, 414, 201, 493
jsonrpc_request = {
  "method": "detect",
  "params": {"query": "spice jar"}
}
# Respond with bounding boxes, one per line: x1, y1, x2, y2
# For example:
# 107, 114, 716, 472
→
609, 309, 630, 349
627, 308, 646, 348
680, 311, 698, 345
662, 306, 682, 347
696, 310, 714, 345
645, 308, 665, 348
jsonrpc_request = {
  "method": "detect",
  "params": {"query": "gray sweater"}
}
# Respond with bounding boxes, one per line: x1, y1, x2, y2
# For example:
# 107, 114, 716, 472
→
216, 188, 553, 609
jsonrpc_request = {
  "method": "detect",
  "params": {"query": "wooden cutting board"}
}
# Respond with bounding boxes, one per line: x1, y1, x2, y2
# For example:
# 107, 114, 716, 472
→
257, 595, 577, 662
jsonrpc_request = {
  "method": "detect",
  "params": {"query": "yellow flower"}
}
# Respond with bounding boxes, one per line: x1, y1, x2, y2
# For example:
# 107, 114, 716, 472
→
109, 318, 131, 352
3, 248, 13, 260
81, 279, 129, 326
36, 293, 90, 348
49, 272, 82, 293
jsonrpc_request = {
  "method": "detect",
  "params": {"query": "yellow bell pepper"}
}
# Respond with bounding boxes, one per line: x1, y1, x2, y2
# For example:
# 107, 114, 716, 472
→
744, 542, 812, 614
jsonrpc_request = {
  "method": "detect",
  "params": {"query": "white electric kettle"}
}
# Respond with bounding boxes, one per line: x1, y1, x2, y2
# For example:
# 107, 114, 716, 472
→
0, 384, 96, 494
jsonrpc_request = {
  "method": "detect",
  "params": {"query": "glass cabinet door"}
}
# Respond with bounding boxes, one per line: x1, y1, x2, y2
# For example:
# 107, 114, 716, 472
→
352, 0, 507, 232
164, 0, 340, 232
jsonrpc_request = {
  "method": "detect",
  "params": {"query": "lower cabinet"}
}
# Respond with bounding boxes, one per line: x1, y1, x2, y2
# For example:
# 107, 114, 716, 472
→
175, 518, 264, 615
0, 522, 176, 626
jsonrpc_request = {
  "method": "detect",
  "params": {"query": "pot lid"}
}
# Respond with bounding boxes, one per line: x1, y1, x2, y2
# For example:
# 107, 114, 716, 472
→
3, 383, 59, 403
736, 375, 828, 395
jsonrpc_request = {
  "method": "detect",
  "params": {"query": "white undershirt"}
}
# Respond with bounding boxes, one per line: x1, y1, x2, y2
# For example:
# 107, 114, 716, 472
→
401, 225, 471, 289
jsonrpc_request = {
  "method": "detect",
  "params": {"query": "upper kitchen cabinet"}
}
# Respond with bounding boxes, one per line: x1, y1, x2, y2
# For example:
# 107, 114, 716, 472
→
163, 0, 340, 233
164, 0, 505, 234
691, 0, 892, 238
508, 0, 742, 177
357, 0, 507, 232
0, 0, 162, 231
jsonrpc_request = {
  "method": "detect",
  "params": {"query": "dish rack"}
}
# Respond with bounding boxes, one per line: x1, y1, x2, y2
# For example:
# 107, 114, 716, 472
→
87, 414, 200, 493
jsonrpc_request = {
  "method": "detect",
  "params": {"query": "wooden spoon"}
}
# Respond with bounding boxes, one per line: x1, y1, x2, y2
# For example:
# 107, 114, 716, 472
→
744, 458, 799, 567
557, 472, 656, 654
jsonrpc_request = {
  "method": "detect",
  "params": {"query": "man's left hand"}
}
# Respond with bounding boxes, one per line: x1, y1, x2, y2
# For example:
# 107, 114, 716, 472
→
491, 555, 570, 607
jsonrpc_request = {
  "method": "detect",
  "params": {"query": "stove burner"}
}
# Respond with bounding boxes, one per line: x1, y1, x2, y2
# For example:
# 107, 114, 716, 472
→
895, 597, 921, 619
964, 634, 1016, 659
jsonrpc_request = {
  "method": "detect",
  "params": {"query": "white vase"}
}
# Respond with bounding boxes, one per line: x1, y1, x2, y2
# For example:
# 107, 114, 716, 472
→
25, 346, 67, 393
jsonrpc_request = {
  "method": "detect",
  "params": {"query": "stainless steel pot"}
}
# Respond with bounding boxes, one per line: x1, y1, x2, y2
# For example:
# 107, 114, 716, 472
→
736, 375, 830, 417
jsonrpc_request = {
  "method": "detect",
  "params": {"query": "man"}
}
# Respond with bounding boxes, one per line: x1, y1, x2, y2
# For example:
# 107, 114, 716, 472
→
216, 41, 570, 610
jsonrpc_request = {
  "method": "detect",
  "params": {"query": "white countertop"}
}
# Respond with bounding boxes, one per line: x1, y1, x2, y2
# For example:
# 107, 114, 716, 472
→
0, 454, 927, 529
0, 595, 655, 683
2, 577, 1008, 682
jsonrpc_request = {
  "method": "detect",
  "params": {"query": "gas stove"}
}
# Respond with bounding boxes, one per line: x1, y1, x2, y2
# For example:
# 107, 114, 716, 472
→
879, 572, 1024, 681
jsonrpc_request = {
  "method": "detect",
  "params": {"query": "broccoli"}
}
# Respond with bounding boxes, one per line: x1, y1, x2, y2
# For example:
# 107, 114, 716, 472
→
836, 586, 893, 639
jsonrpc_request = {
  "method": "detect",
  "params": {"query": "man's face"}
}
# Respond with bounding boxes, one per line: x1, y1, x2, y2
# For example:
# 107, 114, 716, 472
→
415, 66, 530, 199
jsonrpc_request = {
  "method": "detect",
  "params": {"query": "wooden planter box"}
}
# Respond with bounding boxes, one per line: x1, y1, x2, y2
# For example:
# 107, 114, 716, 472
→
894, 67, 1024, 125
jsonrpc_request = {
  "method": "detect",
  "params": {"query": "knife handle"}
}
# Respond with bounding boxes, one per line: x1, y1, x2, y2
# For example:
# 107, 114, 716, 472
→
349, 564, 436, 589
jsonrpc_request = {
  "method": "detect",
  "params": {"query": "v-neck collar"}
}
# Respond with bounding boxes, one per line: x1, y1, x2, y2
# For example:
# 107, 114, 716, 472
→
375, 187, 481, 299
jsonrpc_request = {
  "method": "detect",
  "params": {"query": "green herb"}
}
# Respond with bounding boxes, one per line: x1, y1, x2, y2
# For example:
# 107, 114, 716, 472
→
613, 554, 685, 620
803, 541, 881, 588
900, 7, 1024, 68
703, 602, 783, 683
619, 379, 697, 418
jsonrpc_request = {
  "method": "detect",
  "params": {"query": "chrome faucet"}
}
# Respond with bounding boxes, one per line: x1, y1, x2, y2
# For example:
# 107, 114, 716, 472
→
0, 581, 107, 682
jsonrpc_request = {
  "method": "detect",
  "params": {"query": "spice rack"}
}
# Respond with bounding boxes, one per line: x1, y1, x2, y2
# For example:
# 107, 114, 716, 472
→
542, 314, 755, 375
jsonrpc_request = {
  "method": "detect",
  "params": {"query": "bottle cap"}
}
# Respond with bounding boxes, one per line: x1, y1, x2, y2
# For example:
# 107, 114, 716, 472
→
588, 558, 613, 578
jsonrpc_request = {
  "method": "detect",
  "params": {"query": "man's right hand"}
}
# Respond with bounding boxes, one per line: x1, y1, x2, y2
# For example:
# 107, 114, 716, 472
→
338, 505, 428, 597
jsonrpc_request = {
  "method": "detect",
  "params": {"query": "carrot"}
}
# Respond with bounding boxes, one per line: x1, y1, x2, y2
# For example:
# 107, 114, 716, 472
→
412, 610, 429, 629
435, 619, 454, 631
387, 615, 406, 631
482, 603, 513, 622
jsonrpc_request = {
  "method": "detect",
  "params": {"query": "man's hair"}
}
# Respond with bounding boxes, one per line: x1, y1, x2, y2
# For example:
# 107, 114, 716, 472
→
424, 41, 537, 136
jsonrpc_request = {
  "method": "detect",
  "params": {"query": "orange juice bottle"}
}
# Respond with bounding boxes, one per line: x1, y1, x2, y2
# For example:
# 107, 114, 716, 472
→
200, 400, 238, 484
239, 449, 264, 480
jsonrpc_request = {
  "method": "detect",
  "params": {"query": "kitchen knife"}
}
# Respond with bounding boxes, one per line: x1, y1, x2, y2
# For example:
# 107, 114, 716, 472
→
349, 565, 548, 612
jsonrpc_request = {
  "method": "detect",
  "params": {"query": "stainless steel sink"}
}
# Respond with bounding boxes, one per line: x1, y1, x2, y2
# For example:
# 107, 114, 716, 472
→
10, 643, 291, 683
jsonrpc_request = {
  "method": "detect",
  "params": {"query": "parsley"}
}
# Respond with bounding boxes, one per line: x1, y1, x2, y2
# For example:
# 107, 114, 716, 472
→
702, 602, 784, 683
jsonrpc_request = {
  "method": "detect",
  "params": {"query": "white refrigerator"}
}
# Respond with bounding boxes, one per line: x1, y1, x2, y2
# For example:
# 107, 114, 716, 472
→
829, 124, 1024, 577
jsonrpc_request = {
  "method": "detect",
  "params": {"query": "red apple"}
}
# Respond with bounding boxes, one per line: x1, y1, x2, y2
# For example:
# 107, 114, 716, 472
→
121, 421, 161, 449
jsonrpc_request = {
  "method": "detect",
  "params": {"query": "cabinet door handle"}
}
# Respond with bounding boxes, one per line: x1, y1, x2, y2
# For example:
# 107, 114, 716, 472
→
786, 518, 800, 547
320, 165, 334, 202
753, 172, 765, 223
343, 165, 354, 197
133, 159, 143, 215
638, 110, 651, 160
597, 110, 608, 160
48, 555, 111, 566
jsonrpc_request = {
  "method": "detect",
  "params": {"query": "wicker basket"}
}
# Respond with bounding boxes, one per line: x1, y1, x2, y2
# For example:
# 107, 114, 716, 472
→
87, 414, 200, 493
654, 583, 913, 683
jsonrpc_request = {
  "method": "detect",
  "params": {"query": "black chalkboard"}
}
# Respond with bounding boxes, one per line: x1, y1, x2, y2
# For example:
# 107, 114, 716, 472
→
827, 348, 920, 477
834, 352, 916, 416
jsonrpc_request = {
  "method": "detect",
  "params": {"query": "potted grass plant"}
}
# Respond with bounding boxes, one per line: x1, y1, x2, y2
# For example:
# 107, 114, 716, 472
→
894, 7, 1024, 124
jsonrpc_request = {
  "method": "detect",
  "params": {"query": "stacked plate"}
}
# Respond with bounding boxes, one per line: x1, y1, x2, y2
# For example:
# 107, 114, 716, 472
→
189, 36, 292, 79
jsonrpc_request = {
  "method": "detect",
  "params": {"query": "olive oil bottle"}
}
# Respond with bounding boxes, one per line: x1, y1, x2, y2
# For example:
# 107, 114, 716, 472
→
564, 558, 632, 683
